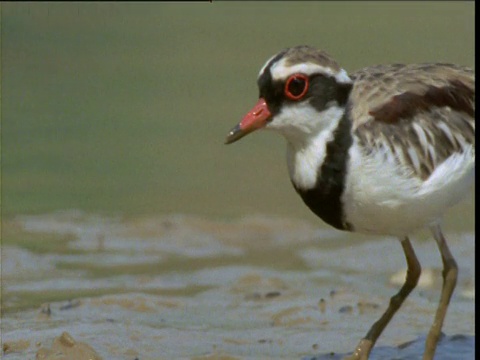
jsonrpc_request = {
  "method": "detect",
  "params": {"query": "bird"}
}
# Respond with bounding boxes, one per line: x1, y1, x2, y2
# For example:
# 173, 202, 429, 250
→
224, 45, 475, 360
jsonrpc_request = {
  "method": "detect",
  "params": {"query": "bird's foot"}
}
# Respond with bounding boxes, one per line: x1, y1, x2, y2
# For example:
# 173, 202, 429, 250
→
342, 339, 373, 360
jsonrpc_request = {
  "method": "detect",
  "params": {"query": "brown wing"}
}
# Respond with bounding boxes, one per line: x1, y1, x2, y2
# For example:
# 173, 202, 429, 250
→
349, 63, 475, 180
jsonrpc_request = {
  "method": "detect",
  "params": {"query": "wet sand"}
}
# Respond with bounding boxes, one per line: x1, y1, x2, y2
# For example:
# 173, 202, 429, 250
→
1, 211, 474, 359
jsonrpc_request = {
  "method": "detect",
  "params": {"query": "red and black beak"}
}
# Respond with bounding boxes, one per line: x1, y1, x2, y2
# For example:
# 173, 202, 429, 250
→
225, 98, 272, 144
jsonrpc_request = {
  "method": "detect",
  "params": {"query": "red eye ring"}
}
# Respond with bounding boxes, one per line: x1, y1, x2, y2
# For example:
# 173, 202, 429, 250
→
284, 74, 309, 100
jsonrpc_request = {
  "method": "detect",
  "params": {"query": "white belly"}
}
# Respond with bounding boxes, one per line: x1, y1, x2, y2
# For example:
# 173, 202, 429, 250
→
342, 143, 475, 236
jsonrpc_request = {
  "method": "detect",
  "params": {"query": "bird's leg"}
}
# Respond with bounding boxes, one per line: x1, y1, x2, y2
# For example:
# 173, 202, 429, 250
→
423, 225, 458, 360
343, 237, 421, 360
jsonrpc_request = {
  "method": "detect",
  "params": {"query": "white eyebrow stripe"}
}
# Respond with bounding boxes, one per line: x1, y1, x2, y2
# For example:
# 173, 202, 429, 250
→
258, 54, 279, 78
270, 58, 352, 84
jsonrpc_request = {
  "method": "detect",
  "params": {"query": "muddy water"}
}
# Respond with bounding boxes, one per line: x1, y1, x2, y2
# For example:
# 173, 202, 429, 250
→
1, 211, 474, 359
2, 3, 475, 359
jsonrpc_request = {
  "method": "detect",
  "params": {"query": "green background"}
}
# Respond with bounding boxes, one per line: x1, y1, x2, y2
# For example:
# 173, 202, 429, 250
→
2, 2, 475, 223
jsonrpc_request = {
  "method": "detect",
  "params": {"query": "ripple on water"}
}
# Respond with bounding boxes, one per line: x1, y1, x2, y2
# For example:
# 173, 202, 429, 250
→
304, 333, 475, 360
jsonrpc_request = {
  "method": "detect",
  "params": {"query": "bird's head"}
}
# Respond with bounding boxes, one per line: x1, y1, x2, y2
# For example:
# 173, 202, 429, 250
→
225, 45, 353, 146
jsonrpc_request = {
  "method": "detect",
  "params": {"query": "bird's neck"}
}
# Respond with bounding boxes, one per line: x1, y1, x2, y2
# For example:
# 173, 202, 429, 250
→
286, 104, 349, 191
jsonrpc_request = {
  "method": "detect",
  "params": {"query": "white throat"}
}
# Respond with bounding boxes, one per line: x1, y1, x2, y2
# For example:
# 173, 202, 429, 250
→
270, 104, 346, 190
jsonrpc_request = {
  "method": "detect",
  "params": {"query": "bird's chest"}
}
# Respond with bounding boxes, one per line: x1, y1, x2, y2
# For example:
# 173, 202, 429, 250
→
287, 139, 352, 231
341, 144, 426, 235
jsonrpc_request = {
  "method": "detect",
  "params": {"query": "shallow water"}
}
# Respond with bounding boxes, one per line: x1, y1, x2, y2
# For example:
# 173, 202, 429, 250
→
306, 334, 475, 360
2, 212, 474, 359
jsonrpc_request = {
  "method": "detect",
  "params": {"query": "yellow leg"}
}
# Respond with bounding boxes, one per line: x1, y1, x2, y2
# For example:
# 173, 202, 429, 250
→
343, 237, 421, 360
423, 225, 458, 360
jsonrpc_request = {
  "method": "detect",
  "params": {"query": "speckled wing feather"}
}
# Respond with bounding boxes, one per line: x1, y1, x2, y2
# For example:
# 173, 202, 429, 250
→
349, 63, 475, 180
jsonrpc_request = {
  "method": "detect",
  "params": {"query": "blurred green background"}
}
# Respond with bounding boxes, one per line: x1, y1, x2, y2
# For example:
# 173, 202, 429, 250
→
2, 2, 475, 223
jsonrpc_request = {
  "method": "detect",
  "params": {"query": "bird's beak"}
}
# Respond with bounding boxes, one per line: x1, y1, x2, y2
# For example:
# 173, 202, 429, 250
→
225, 98, 272, 144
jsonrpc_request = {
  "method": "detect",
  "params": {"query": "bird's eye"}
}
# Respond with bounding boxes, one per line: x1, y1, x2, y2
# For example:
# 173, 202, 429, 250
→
284, 74, 309, 100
